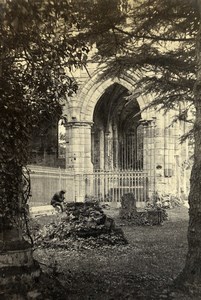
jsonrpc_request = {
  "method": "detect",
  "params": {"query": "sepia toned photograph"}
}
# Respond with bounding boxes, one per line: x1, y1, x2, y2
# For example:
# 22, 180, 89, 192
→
0, 0, 200, 299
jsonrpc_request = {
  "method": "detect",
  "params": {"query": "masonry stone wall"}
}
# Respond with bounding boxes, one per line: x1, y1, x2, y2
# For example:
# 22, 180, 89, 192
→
30, 60, 191, 200
62, 62, 191, 199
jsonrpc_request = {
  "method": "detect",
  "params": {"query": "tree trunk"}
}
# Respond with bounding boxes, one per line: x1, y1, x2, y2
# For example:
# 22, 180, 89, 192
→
0, 163, 40, 296
178, 1, 201, 285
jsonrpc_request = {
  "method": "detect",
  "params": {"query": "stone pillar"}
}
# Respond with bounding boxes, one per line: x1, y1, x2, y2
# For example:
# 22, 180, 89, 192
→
65, 121, 93, 201
65, 121, 93, 173
141, 119, 156, 197
154, 113, 180, 196
99, 128, 105, 170
179, 120, 191, 197
174, 120, 182, 196
150, 119, 157, 195
142, 121, 149, 174
91, 128, 95, 165
113, 124, 118, 169
83, 123, 93, 172
136, 125, 143, 170
164, 115, 174, 179
153, 117, 169, 195
104, 131, 111, 170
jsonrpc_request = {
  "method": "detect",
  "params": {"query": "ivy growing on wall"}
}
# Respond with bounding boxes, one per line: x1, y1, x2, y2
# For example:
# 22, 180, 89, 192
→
0, 0, 123, 230
0, 0, 92, 228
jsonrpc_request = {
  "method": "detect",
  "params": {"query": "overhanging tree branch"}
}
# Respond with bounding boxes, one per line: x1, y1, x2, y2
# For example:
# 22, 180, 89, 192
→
112, 25, 195, 42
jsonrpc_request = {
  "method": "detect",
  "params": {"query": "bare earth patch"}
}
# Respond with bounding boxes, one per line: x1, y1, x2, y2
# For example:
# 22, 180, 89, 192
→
33, 206, 194, 300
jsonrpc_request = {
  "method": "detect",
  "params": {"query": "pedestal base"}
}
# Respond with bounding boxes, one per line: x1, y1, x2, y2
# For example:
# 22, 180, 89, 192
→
0, 240, 41, 298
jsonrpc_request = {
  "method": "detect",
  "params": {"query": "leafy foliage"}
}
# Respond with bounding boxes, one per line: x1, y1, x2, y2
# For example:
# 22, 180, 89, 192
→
0, 0, 125, 228
0, 0, 197, 230
85, 0, 198, 131
0, 0, 92, 223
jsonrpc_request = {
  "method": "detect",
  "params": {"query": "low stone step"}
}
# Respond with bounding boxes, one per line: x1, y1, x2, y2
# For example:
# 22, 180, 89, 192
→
29, 205, 56, 217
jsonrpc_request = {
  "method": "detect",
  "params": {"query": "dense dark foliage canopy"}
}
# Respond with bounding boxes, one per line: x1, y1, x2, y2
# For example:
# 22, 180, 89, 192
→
0, 0, 124, 222
0, 0, 92, 221
0, 0, 199, 225
0, 0, 199, 228
2, 0, 201, 289
85, 0, 199, 128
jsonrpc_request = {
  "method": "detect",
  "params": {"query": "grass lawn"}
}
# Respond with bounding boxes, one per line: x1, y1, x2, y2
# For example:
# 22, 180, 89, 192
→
34, 206, 193, 300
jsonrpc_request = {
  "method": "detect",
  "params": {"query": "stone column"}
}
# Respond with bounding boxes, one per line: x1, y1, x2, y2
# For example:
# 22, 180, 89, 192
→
154, 117, 170, 195
140, 119, 156, 196
104, 122, 113, 171
91, 128, 95, 165
65, 121, 93, 173
164, 115, 174, 179
161, 113, 178, 195
112, 124, 118, 169
99, 128, 105, 170
83, 123, 93, 172
174, 120, 182, 196
65, 121, 93, 201
104, 131, 111, 171
136, 124, 143, 170
141, 121, 148, 173
150, 119, 157, 195
179, 120, 190, 197
154, 113, 179, 196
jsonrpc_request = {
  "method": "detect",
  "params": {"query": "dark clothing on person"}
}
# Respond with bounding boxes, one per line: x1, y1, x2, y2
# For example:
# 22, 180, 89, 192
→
51, 190, 65, 212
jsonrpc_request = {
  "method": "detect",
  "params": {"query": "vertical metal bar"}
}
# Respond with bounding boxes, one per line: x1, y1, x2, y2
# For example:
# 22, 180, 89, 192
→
126, 136, 128, 170
128, 136, 130, 170
106, 171, 109, 202
104, 171, 106, 201
134, 172, 136, 200
144, 172, 147, 202
131, 134, 134, 171
139, 172, 141, 202
125, 136, 126, 169
117, 170, 120, 202
94, 172, 97, 200
119, 171, 121, 201
136, 132, 138, 171
121, 141, 123, 170
108, 172, 110, 202
137, 171, 141, 202
97, 171, 100, 202
136, 172, 139, 202
84, 174, 86, 200
129, 170, 131, 194
125, 137, 126, 169
140, 172, 142, 202
112, 172, 115, 203
100, 170, 104, 202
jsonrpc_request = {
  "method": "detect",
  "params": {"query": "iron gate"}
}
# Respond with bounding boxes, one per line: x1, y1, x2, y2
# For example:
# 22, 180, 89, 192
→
75, 170, 148, 203
28, 166, 148, 206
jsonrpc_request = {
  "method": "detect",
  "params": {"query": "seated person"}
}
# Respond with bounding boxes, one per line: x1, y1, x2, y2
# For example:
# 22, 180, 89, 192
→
51, 190, 66, 212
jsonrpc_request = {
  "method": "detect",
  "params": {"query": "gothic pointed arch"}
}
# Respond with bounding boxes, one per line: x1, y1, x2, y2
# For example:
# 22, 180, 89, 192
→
77, 70, 153, 123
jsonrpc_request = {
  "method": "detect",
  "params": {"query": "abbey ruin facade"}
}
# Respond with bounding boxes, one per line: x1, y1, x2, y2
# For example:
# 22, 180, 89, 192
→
30, 62, 191, 205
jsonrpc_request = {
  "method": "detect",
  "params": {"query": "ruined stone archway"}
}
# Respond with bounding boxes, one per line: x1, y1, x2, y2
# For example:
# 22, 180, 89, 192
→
63, 70, 157, 174
91, 82, 143, 171
75, 71, 155, 172
78, 71, 153, 123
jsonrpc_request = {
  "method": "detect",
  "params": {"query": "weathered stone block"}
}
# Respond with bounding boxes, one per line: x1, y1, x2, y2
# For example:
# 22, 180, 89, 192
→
119, 193, 137, 219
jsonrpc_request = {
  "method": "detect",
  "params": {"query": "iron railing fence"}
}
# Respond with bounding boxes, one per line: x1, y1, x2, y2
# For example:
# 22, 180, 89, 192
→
28, 165, 75, 206
76, 170, 148, 203
28, 166, 148, 206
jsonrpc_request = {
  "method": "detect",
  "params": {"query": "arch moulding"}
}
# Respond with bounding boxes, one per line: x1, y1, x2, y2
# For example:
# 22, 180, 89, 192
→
78, 71, 154, 122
